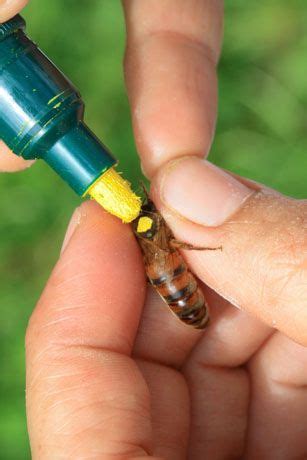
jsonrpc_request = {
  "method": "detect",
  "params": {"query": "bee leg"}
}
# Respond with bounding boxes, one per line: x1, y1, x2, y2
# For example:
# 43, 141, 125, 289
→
170, 239, 222, 251
140, 180, 150, 200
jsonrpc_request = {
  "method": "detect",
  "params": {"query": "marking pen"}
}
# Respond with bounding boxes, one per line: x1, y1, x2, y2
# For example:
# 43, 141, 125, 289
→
0, 15, 141, 223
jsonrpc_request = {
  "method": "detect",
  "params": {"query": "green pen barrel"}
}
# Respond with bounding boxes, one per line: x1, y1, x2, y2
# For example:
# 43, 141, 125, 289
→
0, 15, 116, 195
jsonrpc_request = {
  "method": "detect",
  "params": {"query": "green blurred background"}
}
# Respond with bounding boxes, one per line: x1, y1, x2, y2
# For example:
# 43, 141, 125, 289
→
0, 1, 306, 458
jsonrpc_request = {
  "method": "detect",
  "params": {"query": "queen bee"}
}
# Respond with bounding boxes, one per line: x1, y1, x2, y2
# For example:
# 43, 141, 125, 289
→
133, 197, 221, 329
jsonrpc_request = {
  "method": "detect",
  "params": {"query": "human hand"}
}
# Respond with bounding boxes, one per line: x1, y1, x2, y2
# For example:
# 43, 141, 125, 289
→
1, 1, 307, 459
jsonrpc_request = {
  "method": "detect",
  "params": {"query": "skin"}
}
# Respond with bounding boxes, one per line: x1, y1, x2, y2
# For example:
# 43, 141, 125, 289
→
1, 1, 307, 459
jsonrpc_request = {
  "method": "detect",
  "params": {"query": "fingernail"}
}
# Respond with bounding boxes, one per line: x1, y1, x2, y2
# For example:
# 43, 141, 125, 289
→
61, 207, 82, 254
160, 158, 254, 226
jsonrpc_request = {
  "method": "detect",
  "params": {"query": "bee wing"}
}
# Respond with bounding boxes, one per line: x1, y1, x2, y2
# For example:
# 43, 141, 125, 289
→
156, 218, 174, 251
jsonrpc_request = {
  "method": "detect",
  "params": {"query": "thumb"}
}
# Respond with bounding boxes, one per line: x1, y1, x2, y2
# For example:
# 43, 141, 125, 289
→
151, 157, 307, 346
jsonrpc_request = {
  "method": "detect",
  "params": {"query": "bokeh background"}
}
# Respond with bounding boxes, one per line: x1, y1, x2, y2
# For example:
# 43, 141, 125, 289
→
1, 1, 306, 458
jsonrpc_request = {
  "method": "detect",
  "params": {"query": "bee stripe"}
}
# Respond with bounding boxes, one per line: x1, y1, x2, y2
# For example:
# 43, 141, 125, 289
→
170, 292, 197, 309
181, 303, 206, 322
150, 263, 186, 286
169, 286, 205, 310
173, 263, 187, 278
175, 293, 209, 329
164, 279, 197, 303
150, 274, 168, 286
186, 310, 209, 329
187, 306, 210, 328
179, 297, 205, 317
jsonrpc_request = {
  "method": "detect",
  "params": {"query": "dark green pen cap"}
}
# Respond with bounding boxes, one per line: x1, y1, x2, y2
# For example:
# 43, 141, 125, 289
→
0, 15, 116, 196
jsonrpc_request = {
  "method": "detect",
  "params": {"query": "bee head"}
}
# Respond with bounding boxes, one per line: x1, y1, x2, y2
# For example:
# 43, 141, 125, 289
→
133, 199, 158, 240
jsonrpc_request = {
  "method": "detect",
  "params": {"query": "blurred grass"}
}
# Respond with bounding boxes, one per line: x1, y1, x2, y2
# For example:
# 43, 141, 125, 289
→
0, 1, 306, 458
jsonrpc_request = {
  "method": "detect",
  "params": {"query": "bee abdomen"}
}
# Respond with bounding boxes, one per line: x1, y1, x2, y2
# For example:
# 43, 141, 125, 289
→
169, 286, 209, 329
163, 273, 197, 303
150, 262, 186, 286
148, 256, 209, 329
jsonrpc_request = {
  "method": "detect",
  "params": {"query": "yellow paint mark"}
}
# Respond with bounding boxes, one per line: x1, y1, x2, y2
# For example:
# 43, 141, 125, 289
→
137, 216, 153, 233
87, 167, 141, 223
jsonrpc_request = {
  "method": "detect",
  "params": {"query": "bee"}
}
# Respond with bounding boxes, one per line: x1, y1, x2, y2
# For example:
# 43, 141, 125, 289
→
133, 195, 221, 329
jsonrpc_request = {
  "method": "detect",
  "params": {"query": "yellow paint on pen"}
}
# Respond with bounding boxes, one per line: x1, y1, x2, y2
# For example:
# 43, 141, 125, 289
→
87, 168, 142, 223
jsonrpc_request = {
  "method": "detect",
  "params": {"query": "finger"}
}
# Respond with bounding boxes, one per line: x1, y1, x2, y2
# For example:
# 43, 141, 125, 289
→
181, 290, 270, 459
133, 287, 203, 368
187, 286, 273, 368
0, 0, 29, 22
134, 289, 259, 459
246, 333, 307, 459
184, 361, 249, 459
137, 360, 189, 460
123, 0, 223, 176
152, 157, 307, 345
133, 285, 272, 369
26, 202, 154, 458
0, 141, 35, 172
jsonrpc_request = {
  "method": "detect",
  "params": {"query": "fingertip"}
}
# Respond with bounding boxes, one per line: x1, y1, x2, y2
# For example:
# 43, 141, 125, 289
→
152, 157, 254, 227
60, 200, 139, 257
126, 37, 217, 178
152, 160, 307, 346
123, 0, 222, 177
58, 200, 143, 282
60, 205, 83, 255
29, 199, 145, 355
26, 200, 151, 458
0, 0, 29, 22
0, 141, 35, 172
